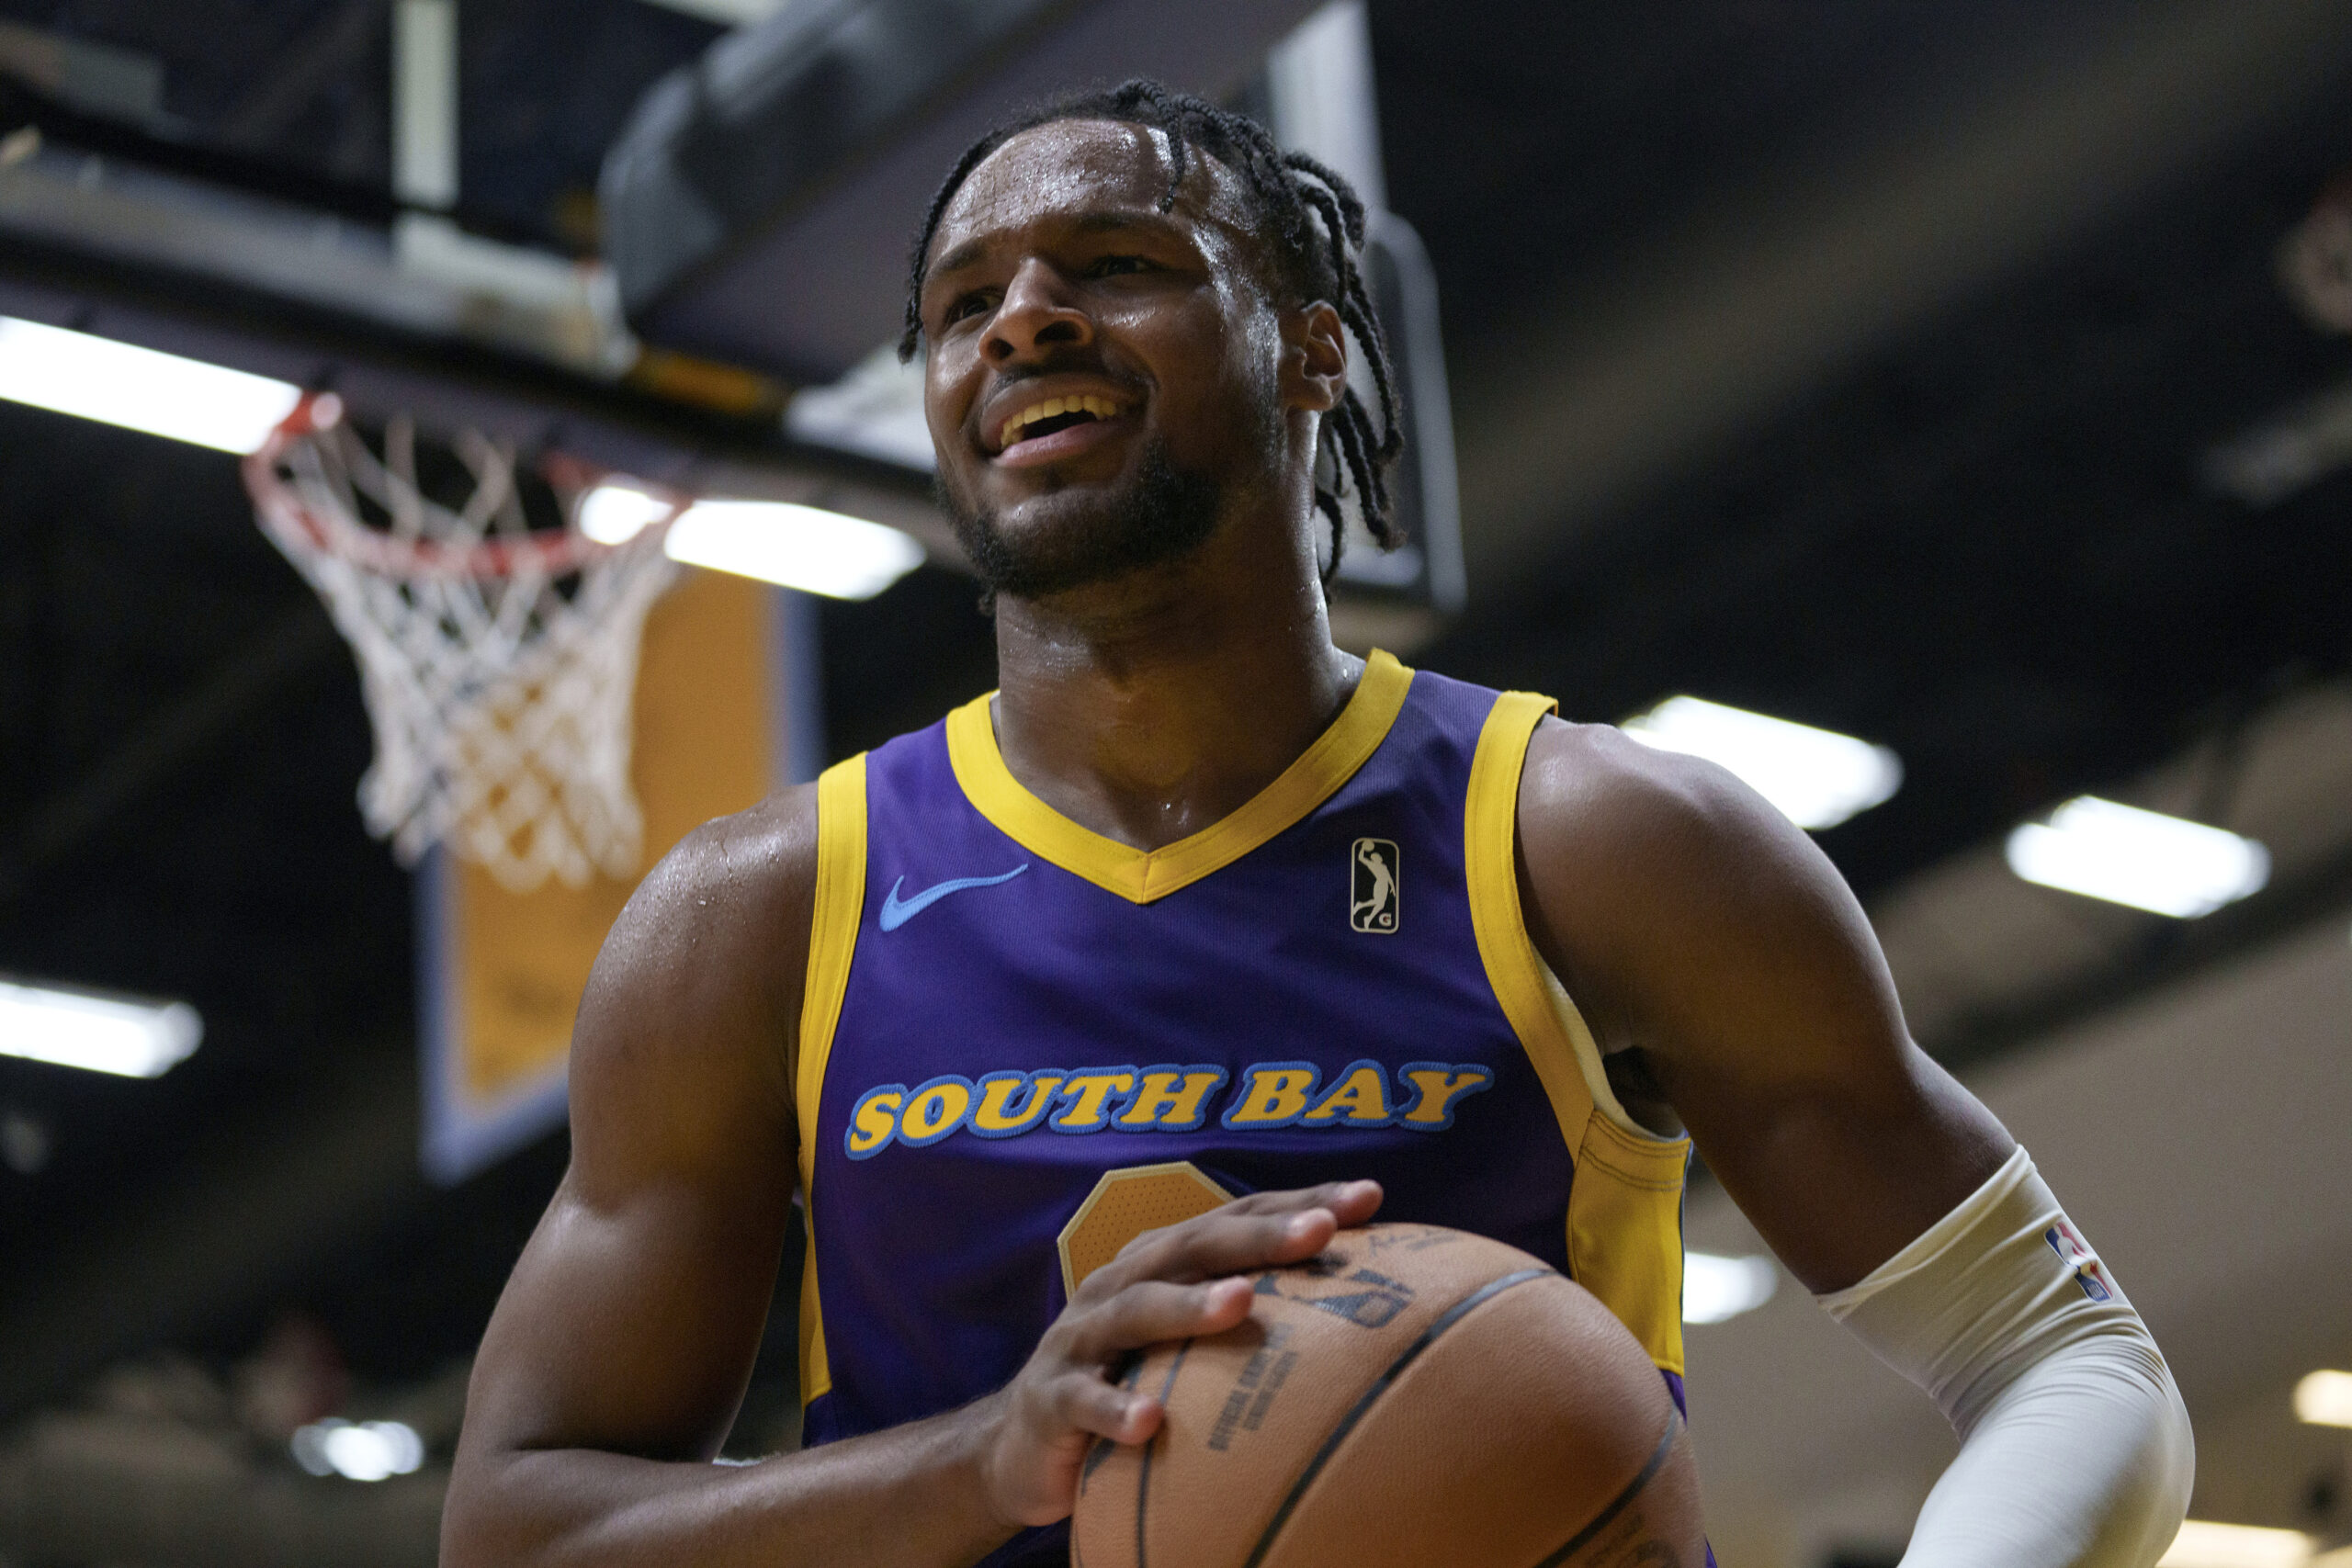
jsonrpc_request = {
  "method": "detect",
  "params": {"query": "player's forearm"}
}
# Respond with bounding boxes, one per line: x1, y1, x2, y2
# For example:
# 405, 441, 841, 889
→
1903, 1335, 2191, 1568
441, 1398, 1019, 1568
1819, 1147, 2193, 1568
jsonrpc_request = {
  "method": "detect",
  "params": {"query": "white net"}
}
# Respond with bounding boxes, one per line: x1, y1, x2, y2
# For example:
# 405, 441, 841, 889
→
244, 397, 683, 893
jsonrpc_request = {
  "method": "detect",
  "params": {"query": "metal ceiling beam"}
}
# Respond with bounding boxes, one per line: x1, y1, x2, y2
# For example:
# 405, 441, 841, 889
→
215, 0, 387, 152
1451, 0, 2352, 598
0, 231, 954, 551
0, 100, 945, 551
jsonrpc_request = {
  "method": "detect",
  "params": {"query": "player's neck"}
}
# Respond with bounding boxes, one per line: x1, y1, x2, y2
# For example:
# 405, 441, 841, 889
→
989, 513, 1356, 854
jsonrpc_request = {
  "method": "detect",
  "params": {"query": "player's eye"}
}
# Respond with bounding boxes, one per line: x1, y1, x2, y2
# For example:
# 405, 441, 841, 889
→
941, 290, 995, 326
1088, 254, 1154, 277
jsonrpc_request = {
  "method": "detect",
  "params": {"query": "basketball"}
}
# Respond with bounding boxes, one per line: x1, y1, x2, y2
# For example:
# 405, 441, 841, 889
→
1071, 1223, 1705, 1568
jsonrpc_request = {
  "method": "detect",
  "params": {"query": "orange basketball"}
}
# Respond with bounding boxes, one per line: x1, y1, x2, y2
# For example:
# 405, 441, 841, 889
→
1071, 1223, 1704, 1568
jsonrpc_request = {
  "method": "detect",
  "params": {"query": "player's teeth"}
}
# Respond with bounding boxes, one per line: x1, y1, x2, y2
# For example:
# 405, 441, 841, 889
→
1001, 394, 1122, 447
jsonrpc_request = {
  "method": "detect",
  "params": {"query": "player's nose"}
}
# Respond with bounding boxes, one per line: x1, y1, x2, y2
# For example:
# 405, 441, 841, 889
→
985, 258, 1091, 362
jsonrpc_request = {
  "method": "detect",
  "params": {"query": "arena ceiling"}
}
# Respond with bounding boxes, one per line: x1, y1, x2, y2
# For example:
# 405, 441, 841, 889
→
1, 0, 2348, 1439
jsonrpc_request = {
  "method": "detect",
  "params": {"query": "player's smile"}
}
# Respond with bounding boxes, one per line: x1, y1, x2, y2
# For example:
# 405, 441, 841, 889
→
919, 118, 1283, 552
978, 374, 1139, 467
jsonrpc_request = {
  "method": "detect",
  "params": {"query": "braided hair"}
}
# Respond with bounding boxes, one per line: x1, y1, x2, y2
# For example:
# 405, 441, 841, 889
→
899, 79, 1406, 583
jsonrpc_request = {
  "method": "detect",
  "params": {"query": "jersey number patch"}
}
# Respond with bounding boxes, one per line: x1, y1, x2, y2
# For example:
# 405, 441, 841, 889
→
1351, 838, 1400, 933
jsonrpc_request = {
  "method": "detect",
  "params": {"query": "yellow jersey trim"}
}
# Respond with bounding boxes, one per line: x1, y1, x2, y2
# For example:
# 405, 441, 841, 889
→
794, 752, 868, 1405
1464, 693, 1592, 1144
943, 649, 1416, 905
1464, 693, 1692, 1375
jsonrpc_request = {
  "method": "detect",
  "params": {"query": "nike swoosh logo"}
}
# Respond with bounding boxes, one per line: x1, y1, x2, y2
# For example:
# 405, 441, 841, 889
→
878, 863, 1029, 931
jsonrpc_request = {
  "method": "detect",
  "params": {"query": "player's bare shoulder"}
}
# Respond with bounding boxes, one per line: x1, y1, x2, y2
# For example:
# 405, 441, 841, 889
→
622, 782, 822, 956
1516, 714, 1817, 886
1512, 714, 1898, 1070
567, 782, 822, 1152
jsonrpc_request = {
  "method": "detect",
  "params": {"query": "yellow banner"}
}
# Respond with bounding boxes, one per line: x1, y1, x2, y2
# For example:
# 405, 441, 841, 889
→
423, 570, 797, 1179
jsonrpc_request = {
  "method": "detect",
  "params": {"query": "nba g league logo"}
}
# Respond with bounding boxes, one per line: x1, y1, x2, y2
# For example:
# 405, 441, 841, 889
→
1351, 838, 1400, 933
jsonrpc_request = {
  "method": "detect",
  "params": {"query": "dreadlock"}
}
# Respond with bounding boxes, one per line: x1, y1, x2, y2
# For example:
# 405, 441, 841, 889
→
899, 79, 1406, 585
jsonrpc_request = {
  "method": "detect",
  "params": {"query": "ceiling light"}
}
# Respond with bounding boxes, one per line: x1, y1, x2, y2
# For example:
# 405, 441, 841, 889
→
663, 499, 923, 600
290, 1418, 425, 1482
0, 317, 301, 454
2156, 1522, 2312, 1568
1683, 1252, 1779, 1325
578, 482, 673, 546
1622, 696, 1902, 829
0, 977, 202, 1077
2294, 1369, 2352, 1428
2005, 797, 2269, 919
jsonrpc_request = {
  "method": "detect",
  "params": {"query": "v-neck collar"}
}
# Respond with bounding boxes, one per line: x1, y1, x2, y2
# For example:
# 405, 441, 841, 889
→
943, 649, 1414, 904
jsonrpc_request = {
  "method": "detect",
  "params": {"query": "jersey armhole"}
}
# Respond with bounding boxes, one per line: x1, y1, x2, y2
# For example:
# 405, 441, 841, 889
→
794, 750, 868, 1407
1465, 695, 1692, 1374
1467, 694, 1671, 1141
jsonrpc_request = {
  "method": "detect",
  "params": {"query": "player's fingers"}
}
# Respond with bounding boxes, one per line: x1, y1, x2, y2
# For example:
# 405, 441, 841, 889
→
1064, 1277, 1253, 1363
1226, 1179, 1384, 1225
1101, 1179, 1384, 1280
1037, 1368, 1165, 1446
1087, 1206, 1337, 1295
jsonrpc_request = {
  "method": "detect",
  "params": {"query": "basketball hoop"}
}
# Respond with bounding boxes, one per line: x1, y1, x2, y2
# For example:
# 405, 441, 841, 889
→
243, 395, 685, 892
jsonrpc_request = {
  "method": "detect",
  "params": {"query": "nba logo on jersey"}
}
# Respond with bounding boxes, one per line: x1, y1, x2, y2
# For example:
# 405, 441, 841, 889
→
2044, 1219, 2115, 1302
1351, 838, 1401, 933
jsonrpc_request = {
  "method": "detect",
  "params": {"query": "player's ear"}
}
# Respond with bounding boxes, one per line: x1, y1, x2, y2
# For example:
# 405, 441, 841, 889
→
1280, 300, 1347, 414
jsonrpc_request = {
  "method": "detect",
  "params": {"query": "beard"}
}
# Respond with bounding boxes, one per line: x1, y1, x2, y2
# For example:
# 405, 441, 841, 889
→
942, 434, 1225, 603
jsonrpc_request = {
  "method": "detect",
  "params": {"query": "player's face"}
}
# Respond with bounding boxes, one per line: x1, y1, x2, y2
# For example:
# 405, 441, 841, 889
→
917, 120, 1292, 599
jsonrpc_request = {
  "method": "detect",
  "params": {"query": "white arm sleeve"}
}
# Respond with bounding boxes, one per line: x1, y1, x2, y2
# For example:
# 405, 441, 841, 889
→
1816, 1146, 2194, 1568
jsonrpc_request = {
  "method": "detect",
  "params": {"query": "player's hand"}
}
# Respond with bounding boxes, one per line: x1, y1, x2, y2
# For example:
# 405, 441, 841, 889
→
975, 1179, 1384, 1529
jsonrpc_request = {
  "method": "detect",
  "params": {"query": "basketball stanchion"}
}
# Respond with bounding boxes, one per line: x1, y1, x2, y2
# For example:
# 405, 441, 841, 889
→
242, 394, 684, 893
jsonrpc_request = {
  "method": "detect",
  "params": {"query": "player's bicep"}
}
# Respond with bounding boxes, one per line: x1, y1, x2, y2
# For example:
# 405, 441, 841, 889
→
462, 798, 813, 1461
1516, 722, 2010, 1292
467, 1167, 792, 1461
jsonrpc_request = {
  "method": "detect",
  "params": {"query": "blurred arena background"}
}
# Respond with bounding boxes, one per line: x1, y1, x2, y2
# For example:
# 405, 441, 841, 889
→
1, 2, 2349, 1564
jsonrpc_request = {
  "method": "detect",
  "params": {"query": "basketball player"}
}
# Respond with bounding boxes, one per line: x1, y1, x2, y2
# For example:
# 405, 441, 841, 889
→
444, 85, 2191, 1568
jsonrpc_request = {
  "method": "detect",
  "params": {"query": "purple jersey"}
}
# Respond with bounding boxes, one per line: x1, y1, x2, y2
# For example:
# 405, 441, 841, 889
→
788, 653, 1693, 1565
